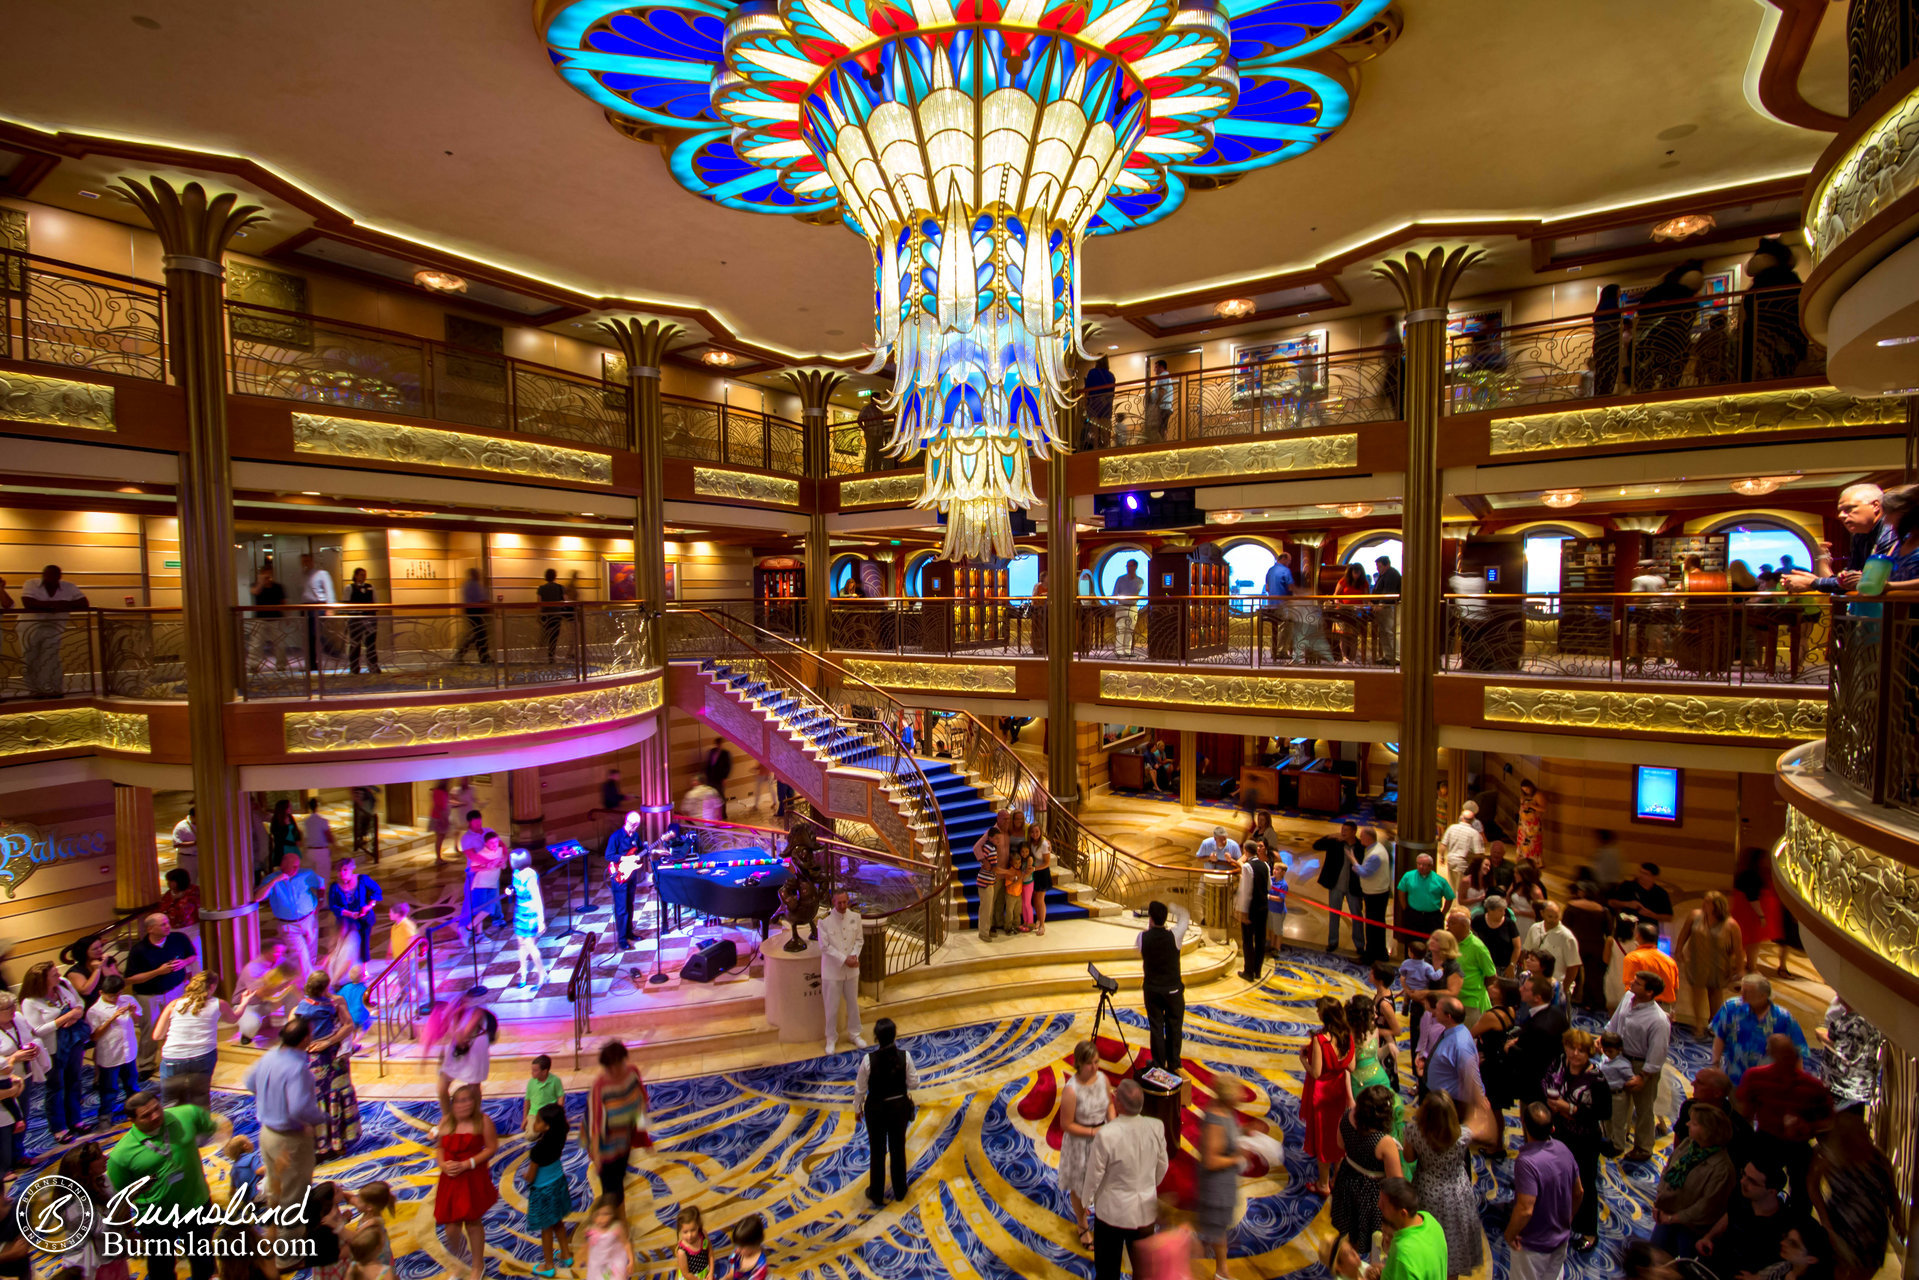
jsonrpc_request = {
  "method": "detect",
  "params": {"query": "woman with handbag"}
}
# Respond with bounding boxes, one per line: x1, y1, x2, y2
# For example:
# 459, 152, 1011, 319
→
20, 960, 92, 1142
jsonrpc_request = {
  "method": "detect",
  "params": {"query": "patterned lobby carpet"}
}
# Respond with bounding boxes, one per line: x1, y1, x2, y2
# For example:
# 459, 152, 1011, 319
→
15, 952, 1728, 1280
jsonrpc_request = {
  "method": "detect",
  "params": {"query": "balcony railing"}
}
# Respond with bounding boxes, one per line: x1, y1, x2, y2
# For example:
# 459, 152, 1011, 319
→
667, 598, 808, 645
0, 249, 167, 381
1443, 590, 1833, 686
0, 607, 186, 703
1092, 345, 1402, 450
821, 590, 1834, 685
661, 395, 805, 476
234, 601, 650, 700
226, 301, 627, 450
1828, 599, 1919, 816
827, 412, 899, 476
1442, 285, 1825, 415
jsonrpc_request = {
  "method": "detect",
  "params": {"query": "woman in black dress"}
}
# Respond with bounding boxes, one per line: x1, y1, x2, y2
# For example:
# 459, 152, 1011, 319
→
1328, 1084, 1402, 1252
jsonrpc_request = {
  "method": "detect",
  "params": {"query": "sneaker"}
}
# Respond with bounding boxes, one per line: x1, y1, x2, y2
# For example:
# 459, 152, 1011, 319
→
852, 1033, 868, 1048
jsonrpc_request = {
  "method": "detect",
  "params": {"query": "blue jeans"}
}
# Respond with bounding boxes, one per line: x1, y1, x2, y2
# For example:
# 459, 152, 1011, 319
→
461, 881, 505, 930
95, 1061, 139, 1116
160, 1051, 218, 1079
44, 1040, 85, 1134
1325, 884, 1364, 951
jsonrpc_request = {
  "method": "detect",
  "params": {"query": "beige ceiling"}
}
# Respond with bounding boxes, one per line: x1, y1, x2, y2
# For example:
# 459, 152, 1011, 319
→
4, 0, 1836, 355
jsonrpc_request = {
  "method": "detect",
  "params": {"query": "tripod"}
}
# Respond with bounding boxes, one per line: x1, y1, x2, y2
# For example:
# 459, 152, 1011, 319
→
1089, 983, 1131, 1060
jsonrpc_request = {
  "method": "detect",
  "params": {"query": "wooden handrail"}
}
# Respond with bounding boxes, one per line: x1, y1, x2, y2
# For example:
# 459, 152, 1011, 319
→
568, 931, 599, 1069
0, 246, 168, 292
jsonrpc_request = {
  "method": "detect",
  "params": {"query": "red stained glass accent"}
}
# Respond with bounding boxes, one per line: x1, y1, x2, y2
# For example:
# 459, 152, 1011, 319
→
800, 37, 849, 62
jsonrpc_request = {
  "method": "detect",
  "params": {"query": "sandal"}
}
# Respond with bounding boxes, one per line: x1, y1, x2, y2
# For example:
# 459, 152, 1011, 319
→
1078, 1228, 1094, 1247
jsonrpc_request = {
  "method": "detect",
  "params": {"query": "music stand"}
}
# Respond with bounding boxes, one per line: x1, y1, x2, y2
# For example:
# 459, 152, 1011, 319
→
547, 839, 588, 940
647, 834, 672, 985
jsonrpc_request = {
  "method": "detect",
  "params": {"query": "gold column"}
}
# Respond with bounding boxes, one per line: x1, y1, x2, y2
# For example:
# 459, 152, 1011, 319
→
602, 318, 681, 838
113, 783, 160, 911
1047, 352, 1083, 808
1375, 247, 1481, 877
1178, 729, 1197, 809
115, 178, 263, 991
509, 766, 544, 850
787, 369, 846, 654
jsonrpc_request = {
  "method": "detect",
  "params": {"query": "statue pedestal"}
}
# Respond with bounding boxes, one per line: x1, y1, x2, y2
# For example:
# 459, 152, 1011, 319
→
763, 938, 824, 1044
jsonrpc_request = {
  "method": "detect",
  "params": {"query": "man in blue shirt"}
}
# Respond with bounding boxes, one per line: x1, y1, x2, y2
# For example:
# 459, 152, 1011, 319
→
1421, 997, 1486, 1122
253, 851, 325, 973
1261, 554, 1295, 660
242, 1016, 325, 1228
1709, 973, 1808, 1085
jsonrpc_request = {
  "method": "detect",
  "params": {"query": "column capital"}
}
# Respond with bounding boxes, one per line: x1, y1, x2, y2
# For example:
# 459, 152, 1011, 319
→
599, 317, 684, 373
1373, 246, 1484, 316
112, 177, 263, 261
784, 367, 846, 414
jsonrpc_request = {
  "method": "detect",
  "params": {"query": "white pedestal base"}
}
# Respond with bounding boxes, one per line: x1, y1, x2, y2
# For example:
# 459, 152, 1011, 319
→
763, 937, 824, 1043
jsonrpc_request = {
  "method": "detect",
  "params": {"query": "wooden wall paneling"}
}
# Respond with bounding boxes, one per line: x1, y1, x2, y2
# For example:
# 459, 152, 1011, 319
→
0, 508, 146, 605
1534, 759, 1740, 878
0, 778, 121, 979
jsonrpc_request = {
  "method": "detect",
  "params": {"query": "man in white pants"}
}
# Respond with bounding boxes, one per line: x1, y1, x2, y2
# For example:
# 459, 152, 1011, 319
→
819, 890, 867, 1055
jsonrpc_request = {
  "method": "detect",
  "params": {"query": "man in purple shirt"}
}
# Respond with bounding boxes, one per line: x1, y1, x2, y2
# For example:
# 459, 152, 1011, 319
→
1506, 1103, 1583, 1280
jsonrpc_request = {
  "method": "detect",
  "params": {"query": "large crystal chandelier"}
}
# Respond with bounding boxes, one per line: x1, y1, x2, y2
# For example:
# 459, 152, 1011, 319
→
540, 0, 1388, 558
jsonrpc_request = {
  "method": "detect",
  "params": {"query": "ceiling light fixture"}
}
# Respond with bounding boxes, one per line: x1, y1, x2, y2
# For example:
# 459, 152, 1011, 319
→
1317, 501, 1374, 519
1107, 344, 1119, 350
1211, 509, 1245, 524
701, 349, 739, 367
1729, 476, 1793, 497
1540, 488, 1585, 509
1214, 298, 1256, 320
1649, 213, 1715, 242
1876, 335, 1919, 347
413, 269, 467, 294
541, 0, 1384, 563
77, 190, 100, 200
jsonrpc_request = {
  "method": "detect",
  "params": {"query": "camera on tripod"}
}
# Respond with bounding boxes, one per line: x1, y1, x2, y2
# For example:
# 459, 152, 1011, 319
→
1087, 963, 1118, 994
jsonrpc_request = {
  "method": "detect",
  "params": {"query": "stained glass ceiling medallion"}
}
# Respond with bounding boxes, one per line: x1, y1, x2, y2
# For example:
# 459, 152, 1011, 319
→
541, 0, 1391, 559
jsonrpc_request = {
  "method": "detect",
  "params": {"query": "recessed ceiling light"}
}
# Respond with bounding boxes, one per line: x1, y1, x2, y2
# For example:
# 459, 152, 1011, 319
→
413, 269, 467, 294
77, 190, 100, 200
1540, 489, 1584, 509
1877, 335, 1919, 347
1107, 344, 1118, 350
1298, 312, 1310, 318
1650, 213, 1715, 242
301, 491, 320, 496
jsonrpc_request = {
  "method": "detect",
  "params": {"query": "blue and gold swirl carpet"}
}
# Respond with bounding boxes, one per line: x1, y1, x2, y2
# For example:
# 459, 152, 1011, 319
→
43, 953, 1713, 1279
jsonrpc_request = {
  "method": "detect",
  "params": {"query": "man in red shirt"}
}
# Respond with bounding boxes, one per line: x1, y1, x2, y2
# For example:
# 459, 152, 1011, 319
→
1734, 1033, 1832, 1200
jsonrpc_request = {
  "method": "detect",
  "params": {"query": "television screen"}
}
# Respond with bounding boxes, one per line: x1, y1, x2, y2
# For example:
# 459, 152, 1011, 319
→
1634, 765, 1682, 824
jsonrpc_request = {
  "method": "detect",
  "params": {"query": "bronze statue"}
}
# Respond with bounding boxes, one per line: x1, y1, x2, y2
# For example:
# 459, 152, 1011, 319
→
778, 824, 825, 952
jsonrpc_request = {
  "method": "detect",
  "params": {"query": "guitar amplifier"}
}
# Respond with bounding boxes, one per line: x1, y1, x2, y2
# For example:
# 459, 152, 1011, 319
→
680, 937, 737, 983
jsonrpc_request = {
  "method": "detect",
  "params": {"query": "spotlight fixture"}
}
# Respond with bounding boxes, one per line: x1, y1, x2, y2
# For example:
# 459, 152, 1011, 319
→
1876, 335, 1919, 347
1214, 298, 1256, 320
1539, 488, 1585, 509
1211, 509, 1245, 524
1729, 476, 1794, 497
1317, 502, 1374, 519
1649, 213, 1715, 242
413, 269, 467, 294
701, 349, 739, 367
1123, 494, 1139, 511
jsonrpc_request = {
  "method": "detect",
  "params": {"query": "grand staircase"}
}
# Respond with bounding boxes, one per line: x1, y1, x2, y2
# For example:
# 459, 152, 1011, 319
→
922, 756, 1089, 927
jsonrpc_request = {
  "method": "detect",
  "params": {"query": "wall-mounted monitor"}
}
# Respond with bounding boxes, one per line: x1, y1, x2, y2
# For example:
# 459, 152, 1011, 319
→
1633, 765, 1682, 825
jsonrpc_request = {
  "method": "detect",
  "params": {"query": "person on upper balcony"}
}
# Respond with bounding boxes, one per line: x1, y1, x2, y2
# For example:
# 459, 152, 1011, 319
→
1866, 483, 1919, 592
1742, 238, 1808, 382
1633, 259, 1705, 391
1784, 484, 1889, 594
20, 563, 88, 699
1082, 357, 1115, 450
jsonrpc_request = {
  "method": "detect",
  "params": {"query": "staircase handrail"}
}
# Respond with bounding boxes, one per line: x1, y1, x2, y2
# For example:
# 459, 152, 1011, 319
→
664, 609, 952, 954
940, 711, 1211, 919
365, 917, 454, 1078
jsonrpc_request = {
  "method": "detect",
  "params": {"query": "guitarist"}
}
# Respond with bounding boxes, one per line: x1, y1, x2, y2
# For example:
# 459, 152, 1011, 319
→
603, 810, 647, 950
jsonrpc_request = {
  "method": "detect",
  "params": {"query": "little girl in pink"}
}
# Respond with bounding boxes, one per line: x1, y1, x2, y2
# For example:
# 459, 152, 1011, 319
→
584, 1196, 637, 1280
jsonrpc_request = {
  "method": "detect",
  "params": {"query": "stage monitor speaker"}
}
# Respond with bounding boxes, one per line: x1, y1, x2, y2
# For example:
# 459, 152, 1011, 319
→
680, 937, 737, 982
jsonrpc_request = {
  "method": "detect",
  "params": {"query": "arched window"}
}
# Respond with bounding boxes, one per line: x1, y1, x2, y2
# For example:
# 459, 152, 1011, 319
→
904, 551, 936, 597
1343, 536, 1404, 576
1221, 540, 1278, 612
830, 556, 862, 597
1095, 546, 1149, 597
1713, 519, 1816, 579
1007, 551, 1040, 599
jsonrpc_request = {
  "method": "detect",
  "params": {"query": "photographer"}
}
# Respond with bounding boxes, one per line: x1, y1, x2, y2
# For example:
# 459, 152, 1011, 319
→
1134, 900, 1188, 1075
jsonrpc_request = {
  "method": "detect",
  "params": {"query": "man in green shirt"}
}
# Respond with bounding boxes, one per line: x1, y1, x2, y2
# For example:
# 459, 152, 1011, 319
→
1447, 908, 1499, 1014
1395, 853, 1455, 942
1333, 1178, 1447, 1280
106, 1092, 229, 1279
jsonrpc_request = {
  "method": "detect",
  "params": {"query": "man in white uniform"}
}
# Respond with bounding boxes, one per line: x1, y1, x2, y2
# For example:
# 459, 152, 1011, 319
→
302, 797, 335, 882
298, 552, 335, 672
20, 564, 88, 698
819, 890, 867, 1054
171, 806, 199, 880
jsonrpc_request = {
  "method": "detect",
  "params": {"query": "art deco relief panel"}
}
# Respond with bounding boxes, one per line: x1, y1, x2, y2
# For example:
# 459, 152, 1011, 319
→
1097, 433, 1360, 487
844, 659, 1017, 694
1481, 686, 1826, 739
1488, 388, 1902, 455
1098, 670, 1355, 714
692, 467, 800, 507
291, 412, 613, 484
285, 678, 660, 753
838, 474, 924, 508
1776, 806, 1919, 986
0, 371, 116, 432
0, 707, 150, 759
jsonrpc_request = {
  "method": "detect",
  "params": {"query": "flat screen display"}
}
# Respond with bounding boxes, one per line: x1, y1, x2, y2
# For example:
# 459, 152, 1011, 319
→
1634, 765, 1682, 824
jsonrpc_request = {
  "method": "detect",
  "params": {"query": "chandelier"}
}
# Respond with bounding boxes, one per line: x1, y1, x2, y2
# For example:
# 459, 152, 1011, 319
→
1650, 213, 1715, 243
1215, 298, 1257, 320
540, 0, 1387, 558
1728, 475, 1793, 497
1317, 501, 1373, 519
1539, 488, 1584, 509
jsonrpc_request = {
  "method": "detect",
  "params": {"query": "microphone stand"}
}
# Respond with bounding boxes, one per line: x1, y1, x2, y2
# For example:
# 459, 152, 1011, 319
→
648, 840, 670, 985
